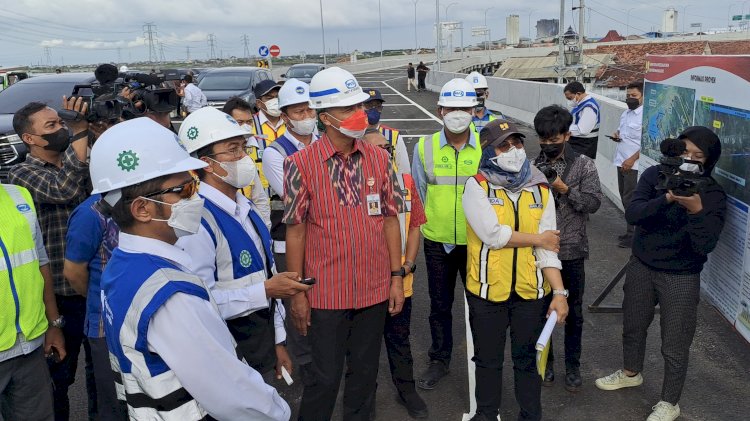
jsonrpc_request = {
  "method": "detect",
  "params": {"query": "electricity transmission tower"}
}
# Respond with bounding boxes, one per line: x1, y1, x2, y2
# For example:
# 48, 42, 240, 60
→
207, 33, 218, 60
241, 34, 251, 62
143, 22, 158, 63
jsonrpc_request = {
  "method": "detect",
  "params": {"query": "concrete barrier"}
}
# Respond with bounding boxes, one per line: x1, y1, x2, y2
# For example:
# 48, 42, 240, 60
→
426, 70, 628, 209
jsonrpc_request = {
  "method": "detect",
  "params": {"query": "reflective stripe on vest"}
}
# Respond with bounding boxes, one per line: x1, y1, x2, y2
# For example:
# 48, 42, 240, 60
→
418, 132, 481, 245
0, 184, 46, 351
199, 198, 275, 296
466, 177, 551, 302
572, 97, 601, 136
471, 113, 496, 133
268, 134, 299, 159
247, 113, 286, 193
396, 173, 415, 298
103, 250, 217, 420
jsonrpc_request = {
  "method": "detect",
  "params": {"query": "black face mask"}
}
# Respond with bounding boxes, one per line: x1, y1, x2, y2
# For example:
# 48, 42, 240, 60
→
540, 143, 565, 160
625, 97, 640, 110
37, 128, 71, 152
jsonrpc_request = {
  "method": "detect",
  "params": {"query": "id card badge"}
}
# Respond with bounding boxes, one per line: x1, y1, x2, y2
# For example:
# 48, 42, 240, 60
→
367, 194, 382, 216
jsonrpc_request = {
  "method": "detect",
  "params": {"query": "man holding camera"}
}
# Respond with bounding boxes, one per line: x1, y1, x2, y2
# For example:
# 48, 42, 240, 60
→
596, 127, 726, 421
533, 105, 602, 392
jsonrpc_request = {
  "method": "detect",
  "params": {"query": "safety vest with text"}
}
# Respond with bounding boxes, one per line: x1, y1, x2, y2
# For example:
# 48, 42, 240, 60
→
466, 175, 551, 302
397, 172, 415, 298
244, 112, 286, 199
0, 184, 47, 352
417, 131, 481, 245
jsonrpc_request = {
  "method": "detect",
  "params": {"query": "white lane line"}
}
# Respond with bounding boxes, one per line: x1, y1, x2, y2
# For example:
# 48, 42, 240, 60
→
381, 79, 442, 123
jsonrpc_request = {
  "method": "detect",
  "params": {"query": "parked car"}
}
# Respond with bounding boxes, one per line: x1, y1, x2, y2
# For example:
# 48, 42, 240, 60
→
0, 73, 95, 182
281, 63, 325, 84
197, 67, 273, 111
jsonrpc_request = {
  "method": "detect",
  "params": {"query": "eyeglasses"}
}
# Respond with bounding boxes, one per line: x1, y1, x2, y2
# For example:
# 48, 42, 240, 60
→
141, 178, 198, 200
207, 147, 247, 159
496, 138, 523, 153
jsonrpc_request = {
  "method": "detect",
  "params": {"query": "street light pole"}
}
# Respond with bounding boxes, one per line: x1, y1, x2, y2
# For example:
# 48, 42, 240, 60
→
379, 0, 383, 63
484, 7, 493, 59
413, 0, 419, 55
444, 2, 458, 58
435, 0, 440, 70
626, 8, 635, 38
682, 5, 690, 34
319, 0, 327, 65
528, 9, 535, 45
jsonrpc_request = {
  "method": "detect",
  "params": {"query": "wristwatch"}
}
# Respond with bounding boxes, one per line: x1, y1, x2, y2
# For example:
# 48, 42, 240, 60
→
391, 268, 406, 278
50, 315, 66, 329
404, 260, 417, 275
552, 289, 569, 298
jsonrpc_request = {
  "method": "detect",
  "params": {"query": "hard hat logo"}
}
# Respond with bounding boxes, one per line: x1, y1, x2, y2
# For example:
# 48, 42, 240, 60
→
187, 127, 200, 141
345, 79, 357, 89
453, 90, 465, 97
295, 86, 305, 95
117, 150, 140, 172
239, 250, 253, 268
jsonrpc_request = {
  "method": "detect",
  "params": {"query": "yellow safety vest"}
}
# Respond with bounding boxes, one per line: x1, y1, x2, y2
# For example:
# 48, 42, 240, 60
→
466, 175, 551, 302
397, 172, 415, 298
243, 113, 286, 200
417, 131, 481, 245
0, 184, 47, 352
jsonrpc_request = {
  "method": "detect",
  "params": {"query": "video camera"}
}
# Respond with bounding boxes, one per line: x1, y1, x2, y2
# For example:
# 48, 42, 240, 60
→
655, 138, 710, 197
535, 160, 559, 185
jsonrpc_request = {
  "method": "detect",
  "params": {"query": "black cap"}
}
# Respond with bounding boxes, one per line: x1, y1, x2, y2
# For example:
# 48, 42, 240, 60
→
479, 119, 525, 149
364, 89, 386, 103
254, 80, 281, 99
678, 126, 722, 175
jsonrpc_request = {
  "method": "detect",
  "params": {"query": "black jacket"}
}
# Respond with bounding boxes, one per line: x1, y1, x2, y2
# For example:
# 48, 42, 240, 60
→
626, 165, 727, 274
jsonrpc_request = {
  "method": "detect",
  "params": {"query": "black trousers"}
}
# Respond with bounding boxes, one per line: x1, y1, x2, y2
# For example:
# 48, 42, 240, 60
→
547, 258, 585, 372
384, 297, 415, 392
298, 301, 387, 421
467, 293, 547, 421
617, 168, 638, 234
49, 294, 96, 421
0, 347, 54, 421
623, 257, 701, 404
568, 136, 598, 160
417, 74, 427, 89
88, 338, 127, 420
424, 238, 467, 366
227, 309, 276, 375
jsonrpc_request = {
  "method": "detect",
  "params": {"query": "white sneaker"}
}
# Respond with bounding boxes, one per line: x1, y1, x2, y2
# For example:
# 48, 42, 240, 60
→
647, 401, 680, 421
595, 369, 644, 391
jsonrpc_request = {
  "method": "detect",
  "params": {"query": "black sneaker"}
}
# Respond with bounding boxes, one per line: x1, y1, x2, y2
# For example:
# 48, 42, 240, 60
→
396, 391, 429, 419
543, 366, 554, 386
469, 411, 497, 421
565, 369, 582, 392
417, 360, 449, 390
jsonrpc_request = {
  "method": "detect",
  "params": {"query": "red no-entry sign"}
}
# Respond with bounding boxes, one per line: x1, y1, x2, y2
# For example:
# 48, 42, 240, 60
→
269, 45, 281, 57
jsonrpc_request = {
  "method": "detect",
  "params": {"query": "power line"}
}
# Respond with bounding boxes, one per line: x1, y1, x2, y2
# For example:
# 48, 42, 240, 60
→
159, 42, 166, 62
0, 9, 139, 34
241, 34, 251, 62
207, 33, 218, 60
143, 22, 158, 63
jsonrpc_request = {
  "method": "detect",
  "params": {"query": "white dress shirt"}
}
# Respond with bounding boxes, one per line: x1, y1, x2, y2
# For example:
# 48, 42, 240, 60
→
247, 174, 271, 229
569, 95, 598, 138
176, 183, 286, 343
462, 178, 562, 270
614, 105, 643, 167
262, 130, 317, 197
117, 232, 290, 421
183, 83, 207, 113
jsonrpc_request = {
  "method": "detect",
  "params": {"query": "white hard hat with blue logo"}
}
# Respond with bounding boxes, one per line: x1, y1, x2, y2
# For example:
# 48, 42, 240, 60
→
437, 78, 478, 108
465, 71, 488, 89
308, 67, 370, 109
278, 78, 311, 109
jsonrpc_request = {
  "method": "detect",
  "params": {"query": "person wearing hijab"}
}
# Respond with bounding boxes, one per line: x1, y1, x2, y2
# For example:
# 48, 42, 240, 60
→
462, 119, 569, 421
596, 127, 727, 421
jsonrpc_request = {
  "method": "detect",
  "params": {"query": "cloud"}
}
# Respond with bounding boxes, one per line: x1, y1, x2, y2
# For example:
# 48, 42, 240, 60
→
40, 39, 64, 47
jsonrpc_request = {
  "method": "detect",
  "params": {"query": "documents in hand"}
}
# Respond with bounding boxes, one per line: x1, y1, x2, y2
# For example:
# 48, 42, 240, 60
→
535, 311, 557, 378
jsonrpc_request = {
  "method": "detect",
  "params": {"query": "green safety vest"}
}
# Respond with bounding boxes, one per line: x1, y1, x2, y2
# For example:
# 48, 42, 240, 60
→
0, 184, 47, 352
418, 131, 481, 245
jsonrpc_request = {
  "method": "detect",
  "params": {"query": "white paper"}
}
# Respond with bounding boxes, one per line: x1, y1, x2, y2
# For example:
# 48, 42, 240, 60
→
280, 366, 293, 385
535, 310, 557, 351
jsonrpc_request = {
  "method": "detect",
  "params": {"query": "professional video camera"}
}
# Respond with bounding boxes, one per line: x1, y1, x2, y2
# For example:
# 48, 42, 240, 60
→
655, 138, 710, 197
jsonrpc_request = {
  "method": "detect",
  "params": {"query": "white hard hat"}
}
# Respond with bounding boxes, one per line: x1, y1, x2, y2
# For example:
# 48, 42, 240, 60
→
178, 107, 250, 154
90, 118, 206, 196
278, 78, 310, 109
465, 71, 488, 89
119, 65, 128, 73
308, 67, 370, 109
437, 78, 478, 107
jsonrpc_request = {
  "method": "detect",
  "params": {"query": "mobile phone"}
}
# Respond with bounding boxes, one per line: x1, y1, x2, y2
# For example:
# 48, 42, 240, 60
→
605, 135, 620, 142
300, 277, 317, 286
47, 349, 61, 364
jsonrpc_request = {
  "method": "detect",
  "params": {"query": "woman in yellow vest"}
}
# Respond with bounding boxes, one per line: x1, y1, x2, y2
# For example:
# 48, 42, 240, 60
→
462, 120, 569, 421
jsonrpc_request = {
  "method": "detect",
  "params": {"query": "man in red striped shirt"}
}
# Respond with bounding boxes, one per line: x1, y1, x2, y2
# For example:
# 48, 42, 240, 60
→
284, 67, 405, 421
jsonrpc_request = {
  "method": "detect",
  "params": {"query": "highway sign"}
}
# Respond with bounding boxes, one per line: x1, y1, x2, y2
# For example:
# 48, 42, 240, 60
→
258, 45, 269, 57
270, 45, 281, 57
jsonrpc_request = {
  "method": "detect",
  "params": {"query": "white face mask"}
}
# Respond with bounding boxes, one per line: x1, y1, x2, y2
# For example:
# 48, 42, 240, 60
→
567, 99, 578, 108
146, 195, 205, 238
442, 110, 473, 134
209, 155, 257, 188
263, 98, 281, 117
240, 123, 252, 134
290, 117, 317, 136
490, 147, 527, 173
679, 160, 703, 174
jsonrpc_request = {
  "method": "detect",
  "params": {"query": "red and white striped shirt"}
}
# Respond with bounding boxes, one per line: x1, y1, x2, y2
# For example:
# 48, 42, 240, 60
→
283, 134, 402, 310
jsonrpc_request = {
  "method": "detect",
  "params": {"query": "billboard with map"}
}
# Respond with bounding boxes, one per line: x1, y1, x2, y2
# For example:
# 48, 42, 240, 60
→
643, 55, 750, 343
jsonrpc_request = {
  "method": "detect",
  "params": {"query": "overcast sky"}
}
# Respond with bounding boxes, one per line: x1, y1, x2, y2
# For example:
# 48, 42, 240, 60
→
0, 0, 740, 67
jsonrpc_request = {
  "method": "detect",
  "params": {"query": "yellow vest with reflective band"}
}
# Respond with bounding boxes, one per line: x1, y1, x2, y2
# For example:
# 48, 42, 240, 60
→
466, 175, 551, 302
0, 184, 47, 352
378, 125, 402, 172
243, 113, 287, 199
470, 113, 497, 133
418, 131, 481, 245
397, 172, 414, 297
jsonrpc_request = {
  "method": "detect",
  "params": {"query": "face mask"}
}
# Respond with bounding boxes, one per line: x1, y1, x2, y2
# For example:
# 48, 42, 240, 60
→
240, 123, 252, 133
490, 147, 527, 173
289, 117, 317, 136
263, 98, 281, 117
442, 110, 472, 134
38, 128, 71, 152
567, 99, 578, 109
209, 155, 257, 188
679, 159, 703, 174
326, 109, 368, 139
146, 194, 205, 238
625, 98, 640, 110
365, 108, 381, 125
540, 143, 565, 160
